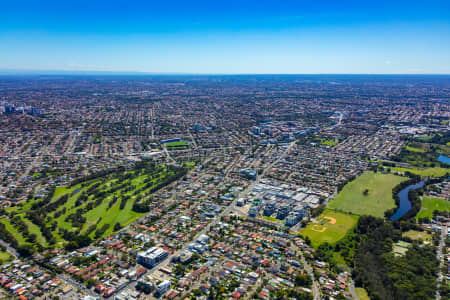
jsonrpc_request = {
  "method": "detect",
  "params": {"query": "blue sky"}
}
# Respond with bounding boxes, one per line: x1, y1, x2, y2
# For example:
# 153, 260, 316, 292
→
1, 0, 449, 74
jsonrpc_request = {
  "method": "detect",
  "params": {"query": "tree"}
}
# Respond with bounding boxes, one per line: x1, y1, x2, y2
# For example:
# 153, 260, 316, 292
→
114, 222, 122, 231
295, 274, 312, 287
86, 278, 96, 288
17, 244, 34, 257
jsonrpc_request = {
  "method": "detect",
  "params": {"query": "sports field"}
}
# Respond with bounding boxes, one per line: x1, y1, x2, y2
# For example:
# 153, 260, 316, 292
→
416, 196, 450, 219
165, 141, 189, 149
328, 171, 407, 217
300, 209, 358, 248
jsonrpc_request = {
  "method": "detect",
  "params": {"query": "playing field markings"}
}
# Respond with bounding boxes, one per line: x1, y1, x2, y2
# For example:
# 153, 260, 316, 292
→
312, 225, 327, 232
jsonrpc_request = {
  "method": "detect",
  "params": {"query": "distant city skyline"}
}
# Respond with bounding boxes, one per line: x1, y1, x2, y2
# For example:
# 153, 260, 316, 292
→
1, 0, 449, 74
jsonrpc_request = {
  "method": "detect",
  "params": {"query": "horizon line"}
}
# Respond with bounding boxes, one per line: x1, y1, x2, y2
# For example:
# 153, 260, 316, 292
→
0, 69, 450, 76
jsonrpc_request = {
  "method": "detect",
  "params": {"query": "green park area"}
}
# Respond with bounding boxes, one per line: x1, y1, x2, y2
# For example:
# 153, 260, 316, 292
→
313, 137, 337, 146
402, 230, 432, 243
165, 140, 189, 149
393, 140, 450, 168
328, 171, 407, 218
393, 240, 411, 257
0, 162, 188, 251
300, 209, 359, 248
321, 140, 337, 146
405, 145, 425, 153
416, 196, 450, 219
355, 288, 370, 300
383, 138, 450, 177
390, 166, 449, 178
262, 216, 281, 223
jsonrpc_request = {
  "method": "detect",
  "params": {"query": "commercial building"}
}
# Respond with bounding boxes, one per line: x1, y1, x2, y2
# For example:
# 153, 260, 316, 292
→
137, 247, 169, 268
156, 280, 171, 296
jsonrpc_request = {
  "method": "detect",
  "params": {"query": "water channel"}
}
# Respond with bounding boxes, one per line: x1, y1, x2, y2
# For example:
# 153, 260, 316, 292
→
390, 181, 425, 221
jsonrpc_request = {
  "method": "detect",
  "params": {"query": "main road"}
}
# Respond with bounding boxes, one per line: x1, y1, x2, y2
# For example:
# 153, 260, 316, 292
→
437, 225, 447, 300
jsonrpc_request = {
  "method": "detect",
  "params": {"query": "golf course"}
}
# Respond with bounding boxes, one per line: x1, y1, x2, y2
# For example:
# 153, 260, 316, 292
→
0, 161, 187, 250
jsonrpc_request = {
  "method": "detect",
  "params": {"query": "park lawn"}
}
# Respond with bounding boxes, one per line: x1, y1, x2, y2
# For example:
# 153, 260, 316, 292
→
402, 230, 432, 242
262, 216, 281, 223
314, 137, 337, 147
391, 166, 449, 177
300, 209, 359, 248
416, 197, 450, 219
328, 171, 407, 218
321, 140, 337, 146
355, 288, 370, 300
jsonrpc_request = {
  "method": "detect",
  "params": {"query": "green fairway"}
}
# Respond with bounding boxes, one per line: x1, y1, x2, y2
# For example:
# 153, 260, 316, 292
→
416, 196, 450, 219
21, 216, 48, 247
391, 166, 449, 177
328, 171, 407, 217
46, 165, 173, 240
2, 162, 188, 249
0, 218, 26, 245
300, 209, 359, 248
405, 145, 426, 153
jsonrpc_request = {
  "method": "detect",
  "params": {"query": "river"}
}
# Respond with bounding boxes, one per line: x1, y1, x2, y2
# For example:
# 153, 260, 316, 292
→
390, 181, 425, 221
437, 154, 450, 165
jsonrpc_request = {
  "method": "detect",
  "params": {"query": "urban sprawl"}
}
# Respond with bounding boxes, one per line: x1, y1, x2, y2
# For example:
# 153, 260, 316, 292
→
0, 75, 449, 300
